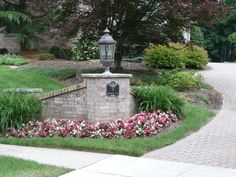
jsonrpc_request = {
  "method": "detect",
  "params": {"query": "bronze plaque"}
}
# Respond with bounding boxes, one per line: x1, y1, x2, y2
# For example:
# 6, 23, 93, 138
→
106, 81, 119, 96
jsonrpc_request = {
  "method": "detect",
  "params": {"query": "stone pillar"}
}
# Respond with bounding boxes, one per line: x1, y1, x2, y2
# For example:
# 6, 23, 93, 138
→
82, 73, 132, 122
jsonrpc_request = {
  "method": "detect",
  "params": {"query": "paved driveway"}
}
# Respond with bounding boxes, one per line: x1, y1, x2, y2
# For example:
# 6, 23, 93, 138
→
144, 63, 236, 169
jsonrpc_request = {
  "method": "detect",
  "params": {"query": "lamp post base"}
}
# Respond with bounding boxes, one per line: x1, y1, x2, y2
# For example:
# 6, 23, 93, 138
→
103, 67, 112, 75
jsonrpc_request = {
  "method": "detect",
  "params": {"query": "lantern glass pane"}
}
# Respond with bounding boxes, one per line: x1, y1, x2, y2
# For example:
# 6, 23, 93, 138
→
99, 44, 106, 60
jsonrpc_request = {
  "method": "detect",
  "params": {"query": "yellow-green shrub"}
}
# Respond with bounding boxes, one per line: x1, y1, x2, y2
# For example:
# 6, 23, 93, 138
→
144, 45, 185, 69
168, 71, 203, 91
169, 43, 208, 69
184, 46, 208, 69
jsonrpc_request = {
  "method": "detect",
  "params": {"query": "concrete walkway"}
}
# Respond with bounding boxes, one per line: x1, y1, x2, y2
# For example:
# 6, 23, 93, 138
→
0, 144, 111, 169
144, 63, 236, 169
60, 155, 236, 177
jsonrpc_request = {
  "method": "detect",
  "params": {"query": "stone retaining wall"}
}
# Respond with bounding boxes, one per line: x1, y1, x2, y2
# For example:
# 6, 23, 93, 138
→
39, 82, 136, 120
0, 34, 21, 54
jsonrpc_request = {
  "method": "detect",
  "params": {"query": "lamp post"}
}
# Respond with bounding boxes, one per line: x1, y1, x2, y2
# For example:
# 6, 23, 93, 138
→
98, 28, 117, 74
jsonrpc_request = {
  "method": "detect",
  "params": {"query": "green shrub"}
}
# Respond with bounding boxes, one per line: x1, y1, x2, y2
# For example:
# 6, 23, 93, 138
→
167, 72, 203, 91
0, 92, 42, 132
168, 42, 187, 50
0, 48, 8, 54
144, 45, 185, 69
132, 85, 185, 117
50, 46, 72, 60
0, 54, 28, 66
184, 46, 209, 69
72, 40, 99, 61
18, 67, 78, 80
169, 43, 208, 69
191, 26, 205, 47
38, 53, 55, 60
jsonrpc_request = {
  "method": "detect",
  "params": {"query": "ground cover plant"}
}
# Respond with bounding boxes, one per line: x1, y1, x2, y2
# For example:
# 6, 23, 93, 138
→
0, 156, 71, 177
7, 110, 177, 139
0, 104, 214, 156
0, 92, 42, 132
0, 66, 66, 92
0, 54, 28, 66
17, 66, 78, 80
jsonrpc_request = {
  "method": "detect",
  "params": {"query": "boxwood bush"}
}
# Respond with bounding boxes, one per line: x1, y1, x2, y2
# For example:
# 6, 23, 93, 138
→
0, 54, 28, 66
167, 72, 203, 91
0, 92, 42, 132
144, 45, 185, 69
132, 85, 185, 118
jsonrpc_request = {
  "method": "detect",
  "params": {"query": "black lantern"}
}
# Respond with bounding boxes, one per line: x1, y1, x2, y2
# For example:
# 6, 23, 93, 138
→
98, 28, 117, 74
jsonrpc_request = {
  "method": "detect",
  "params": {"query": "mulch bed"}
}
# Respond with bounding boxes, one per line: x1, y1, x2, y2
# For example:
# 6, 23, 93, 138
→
183, 88, 223, 111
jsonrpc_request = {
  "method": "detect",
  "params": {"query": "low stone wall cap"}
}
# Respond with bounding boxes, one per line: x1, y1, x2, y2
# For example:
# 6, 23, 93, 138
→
81, 73, 132, 78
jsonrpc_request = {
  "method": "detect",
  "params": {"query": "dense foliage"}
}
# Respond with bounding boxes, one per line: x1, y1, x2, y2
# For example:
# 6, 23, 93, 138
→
167, 72, 203, 91
184, 46, 209, 69
144, 43, 208, 69
72, 32, 99, 61
191, 26, 205, 47
0, 48, 8, 54
50, 46, 72, 60
144, 45, 185, 69
0, 93, 42, 132
132, 85, 185, 118
76, 0, 224, 68
0, 54, 28, 65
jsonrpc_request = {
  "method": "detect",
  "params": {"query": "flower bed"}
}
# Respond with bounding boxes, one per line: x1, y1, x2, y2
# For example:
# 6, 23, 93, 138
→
7, 110, 178, 139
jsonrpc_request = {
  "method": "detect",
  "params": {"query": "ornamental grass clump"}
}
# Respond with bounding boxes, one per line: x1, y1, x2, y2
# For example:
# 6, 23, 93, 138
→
0, 92, 42, 132
132, 85, 185, 118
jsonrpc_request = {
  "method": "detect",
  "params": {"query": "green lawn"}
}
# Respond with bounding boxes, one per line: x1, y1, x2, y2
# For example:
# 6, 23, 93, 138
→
17, 66, 78, 80
0, 104, 215, 156
0, 66, 66, 92
0, 156, 72, 177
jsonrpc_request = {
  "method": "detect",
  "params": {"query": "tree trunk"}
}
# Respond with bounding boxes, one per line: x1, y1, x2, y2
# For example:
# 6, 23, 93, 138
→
19, 0, 27, 13
114, 40, 124, 70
